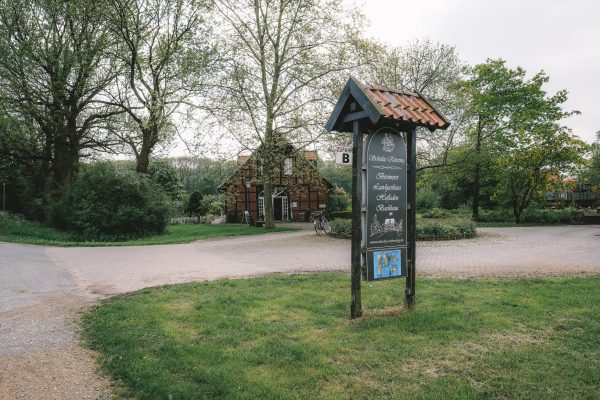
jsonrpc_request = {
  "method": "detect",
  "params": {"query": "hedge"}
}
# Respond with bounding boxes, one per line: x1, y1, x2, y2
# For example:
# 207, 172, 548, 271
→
329, 217, 476, 241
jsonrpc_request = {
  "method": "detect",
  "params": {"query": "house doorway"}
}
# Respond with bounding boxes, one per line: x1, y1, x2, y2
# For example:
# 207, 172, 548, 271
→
258, 188, 289, 221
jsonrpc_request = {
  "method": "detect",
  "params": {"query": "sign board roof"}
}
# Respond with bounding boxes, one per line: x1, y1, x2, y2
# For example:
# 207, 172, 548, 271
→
325, 76, 450, 133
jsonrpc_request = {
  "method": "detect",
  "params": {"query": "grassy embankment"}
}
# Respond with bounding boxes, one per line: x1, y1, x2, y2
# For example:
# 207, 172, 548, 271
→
0, 214, 293, 246
83, 274, 600, 399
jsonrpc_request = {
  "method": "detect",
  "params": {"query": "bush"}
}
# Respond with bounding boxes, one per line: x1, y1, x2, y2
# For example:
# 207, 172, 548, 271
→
417, 218, 476, 240
329, 193, 350, 212
329, 218, 352, 238
185, 191, 207, 216
148, 159, 182, 200
420, 208, 453, 219
521, 208, 576, 224
478, 209, 513, 222
328, 216, 476, 241
330, 210, 352, 220
50, 163, 172, 241
416, 187, 439, 211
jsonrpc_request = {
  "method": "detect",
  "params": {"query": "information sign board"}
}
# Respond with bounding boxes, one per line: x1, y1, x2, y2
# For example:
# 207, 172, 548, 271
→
365, 128, 407, 248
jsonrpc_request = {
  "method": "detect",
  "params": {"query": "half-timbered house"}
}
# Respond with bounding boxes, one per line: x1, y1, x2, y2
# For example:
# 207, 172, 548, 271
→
219, 141, 334, 222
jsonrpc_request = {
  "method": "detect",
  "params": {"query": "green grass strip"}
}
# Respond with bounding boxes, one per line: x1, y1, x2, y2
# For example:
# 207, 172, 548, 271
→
0, 217, 294, 247
82, 274, 600, 399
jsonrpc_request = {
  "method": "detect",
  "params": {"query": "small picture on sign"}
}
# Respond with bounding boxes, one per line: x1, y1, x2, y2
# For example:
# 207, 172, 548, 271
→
372, 249, 403, 279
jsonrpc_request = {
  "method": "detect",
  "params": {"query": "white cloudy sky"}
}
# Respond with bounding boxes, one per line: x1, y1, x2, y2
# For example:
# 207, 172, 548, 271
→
360, 0, 600, 143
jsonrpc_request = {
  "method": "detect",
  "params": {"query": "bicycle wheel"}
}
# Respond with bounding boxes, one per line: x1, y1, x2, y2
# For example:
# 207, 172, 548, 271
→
314, 219, 322, 235
321, 217, 331, 234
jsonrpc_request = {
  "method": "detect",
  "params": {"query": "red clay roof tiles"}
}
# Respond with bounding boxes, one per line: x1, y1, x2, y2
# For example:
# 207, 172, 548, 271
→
362, 83, 449, 129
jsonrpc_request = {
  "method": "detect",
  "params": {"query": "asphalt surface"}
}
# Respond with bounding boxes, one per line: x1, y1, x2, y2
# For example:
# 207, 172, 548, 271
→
1, 225, 600, 399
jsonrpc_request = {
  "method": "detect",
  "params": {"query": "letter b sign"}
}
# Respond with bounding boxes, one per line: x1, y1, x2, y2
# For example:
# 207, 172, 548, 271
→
335, 147, 352, 165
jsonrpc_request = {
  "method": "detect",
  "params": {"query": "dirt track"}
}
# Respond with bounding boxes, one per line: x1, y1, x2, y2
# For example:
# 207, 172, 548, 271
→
1, 225, 600, 398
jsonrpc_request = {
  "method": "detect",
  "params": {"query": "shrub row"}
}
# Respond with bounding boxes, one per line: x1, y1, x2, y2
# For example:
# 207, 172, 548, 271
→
329, 217, 477, 241
416, 218, 476, 240
329, 218, 352, 238
330, 210, 352, 220
478, 207, 577, 224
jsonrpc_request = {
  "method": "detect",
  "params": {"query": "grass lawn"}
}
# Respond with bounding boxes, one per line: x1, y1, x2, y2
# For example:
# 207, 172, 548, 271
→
83, 274, 600, 399
0, 217, 293, 246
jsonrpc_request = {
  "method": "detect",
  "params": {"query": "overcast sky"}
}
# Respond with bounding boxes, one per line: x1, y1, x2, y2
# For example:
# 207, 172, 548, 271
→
359, 0, 599, 143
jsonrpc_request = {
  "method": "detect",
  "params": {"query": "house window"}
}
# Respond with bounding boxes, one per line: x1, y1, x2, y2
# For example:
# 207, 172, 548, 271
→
283, 158, 293, 176
257, 160, 262, 176
258, 192, 265, 218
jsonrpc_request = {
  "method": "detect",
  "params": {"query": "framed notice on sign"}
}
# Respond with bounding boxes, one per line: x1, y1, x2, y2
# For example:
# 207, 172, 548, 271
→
365, 248, 406, 281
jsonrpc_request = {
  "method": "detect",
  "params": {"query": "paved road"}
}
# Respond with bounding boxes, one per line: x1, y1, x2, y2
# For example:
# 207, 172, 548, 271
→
43, 225, 600, 296
1, 225, 600, 399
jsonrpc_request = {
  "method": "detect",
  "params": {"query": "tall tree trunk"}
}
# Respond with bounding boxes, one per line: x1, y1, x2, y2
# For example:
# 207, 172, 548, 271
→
136, 129, 155, 173
136, 146, 152, 173
52, 134, 73, 190
262, 111, 276, 228
471, 119, 483, 221
35, 133, 53, 195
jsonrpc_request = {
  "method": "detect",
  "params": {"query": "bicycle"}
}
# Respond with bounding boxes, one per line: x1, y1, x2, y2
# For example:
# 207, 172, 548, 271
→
313, 211, 331, 235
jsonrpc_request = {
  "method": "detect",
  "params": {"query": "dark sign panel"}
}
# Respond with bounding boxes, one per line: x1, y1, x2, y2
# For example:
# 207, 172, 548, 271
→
365, 128, 407, 249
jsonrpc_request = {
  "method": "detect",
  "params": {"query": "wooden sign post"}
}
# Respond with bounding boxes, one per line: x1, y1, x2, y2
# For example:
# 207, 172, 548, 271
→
325, 77, 449, 318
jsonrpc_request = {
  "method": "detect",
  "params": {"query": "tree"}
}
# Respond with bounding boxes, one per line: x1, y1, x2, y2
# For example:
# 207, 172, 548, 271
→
214, 0, 360, 228
0, 0, 119, 191
148, 159, 182, 200
494, 127, 586, 223
578, 132, 600, 190
185, 190, 205, 216
106, 0, 217, 173
458, 60, 575, 220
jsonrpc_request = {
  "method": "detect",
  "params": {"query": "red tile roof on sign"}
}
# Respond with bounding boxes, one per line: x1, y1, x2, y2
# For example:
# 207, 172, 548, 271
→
362, 83, 449, 130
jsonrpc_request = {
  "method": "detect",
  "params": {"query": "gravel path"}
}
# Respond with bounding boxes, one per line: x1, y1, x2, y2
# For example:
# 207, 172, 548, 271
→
1, 225, 600, 398
0, 244, 111, 399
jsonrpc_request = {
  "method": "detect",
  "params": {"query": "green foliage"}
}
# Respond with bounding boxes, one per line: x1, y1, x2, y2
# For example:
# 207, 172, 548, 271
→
416, 217, 476, 240
329, 218, 352, 238
329, 210, 352, 220
0, 215, 293, 246
202, 194, 225, 216
173, 157, 237, 195
50, 162, 173, 241
420, 208, 453, 219
578, 132, 600, 190
456, 59, 582, 220
0, 212, 77, 243
320, 163, 352, 194
330, 214, 476, 241
477, 207, 577, 225
520, 208, 577, 224
83, 274, 600, 399
477, 208, 514, 223
185, 191, 206, 216
328, 193, 349, 212
416, 186, 439, 211
148, 159, 182, 200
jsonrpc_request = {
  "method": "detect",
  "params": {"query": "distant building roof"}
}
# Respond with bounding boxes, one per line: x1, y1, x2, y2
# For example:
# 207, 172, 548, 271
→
304, 150, 318, 161
237, 155, 250, 165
